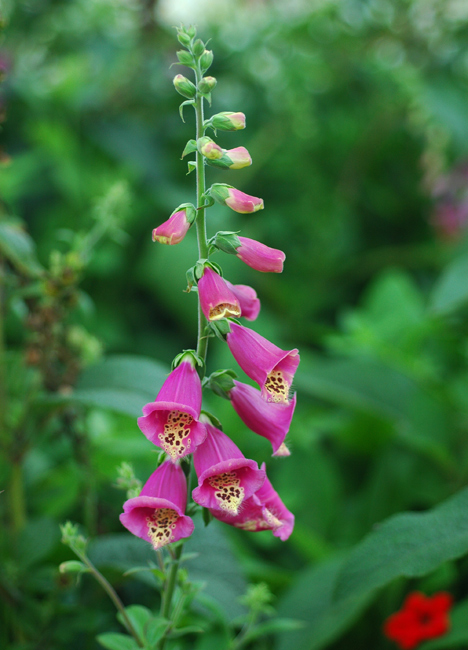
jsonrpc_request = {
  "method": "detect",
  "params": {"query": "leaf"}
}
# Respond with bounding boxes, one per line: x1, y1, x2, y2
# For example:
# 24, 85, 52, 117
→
181, 139, 197, 157
187, 161, 197, 174
16, 517, 60, 568
145, 618, 170, 646
276, 555, 372, 650
241, 618, 306, 644
179, 100, 195, 122
421, 598, 468, 649
333, 488, 468, 605
168, 625, 204, 638
0, 218, 43, 277
429, 254, 468, 315
88, 534, 157, 586
117, 606, 152, 641
96, 633, 139, 650
43, 355, 169, 418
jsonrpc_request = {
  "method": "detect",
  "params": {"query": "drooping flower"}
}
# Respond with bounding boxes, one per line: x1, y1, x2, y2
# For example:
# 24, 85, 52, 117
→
138, 358, 206, 461
211, 111, 246, 131
192, 421, 265, 515
229, 380, 296, 454
211, 464, 294, 541
120, 461, 194, 550
225, 281, 260, 321
226, 323, 300, 404
152, 204, 196, 245
198, 266, 241, 321
236, 236, 285, 273
383, 592, 453, 650
210, 183, 264, 214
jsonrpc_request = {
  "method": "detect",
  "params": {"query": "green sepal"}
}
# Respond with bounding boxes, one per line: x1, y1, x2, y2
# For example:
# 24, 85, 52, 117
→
171, 202, 197, 224
200, 409, 224, 429
186, 161, 197, 175
202, 507, 213, 527
185, 265, 196, 292
181, 139, 198, 158
208, 183, 233, 204
172, 349, 204, 371
179, 100, 195, 123
176, 50, 195, 68
200, 191, 216, 208
209, 319, 232, 342
205, 369, 237, 400
209, 231, 242, 255
205, 155, 232, 170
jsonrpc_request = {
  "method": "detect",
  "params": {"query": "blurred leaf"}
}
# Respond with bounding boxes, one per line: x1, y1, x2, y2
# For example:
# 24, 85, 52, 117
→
429, 254, 468, 315
334, 488, 468, 604
421, 598, 468, 649
116, 606, 152, 642
168, 625, 204, 638
16, 517, 60, 569
0, 218, 43, 277
96, 633, 139, 650
145, 618, 170, 646
276, 555, 372, 650
241, 618, 305, 644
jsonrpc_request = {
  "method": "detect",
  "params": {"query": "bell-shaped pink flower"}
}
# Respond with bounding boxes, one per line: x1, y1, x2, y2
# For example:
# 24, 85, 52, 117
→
210, 184, 264, 214
225, 281, 260, 321
224, 147, 252, 170
192, 422, 265, 516
229, 380, 296, 454
226, 323, 300, 404
198, 267, 241, 321
236, 236, 285, 273
211, 465, 294, 541
152, 205, 196, 245
138, 359, 207, 461
120, 461, 194, 550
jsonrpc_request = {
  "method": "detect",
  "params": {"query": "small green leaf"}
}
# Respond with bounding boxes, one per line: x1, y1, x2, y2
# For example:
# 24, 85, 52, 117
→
145, 618, 170, 646
334, 488, 468, 604
430, 254, 468, 314
181, 139, 197, 157
59, 560, 89, 574
187, 161, 197, 174
168, 625, 204, 639
117, 605, 152, 641
0, 218, 43, 277
96, 633, 139, 650
179, 100, 195, 122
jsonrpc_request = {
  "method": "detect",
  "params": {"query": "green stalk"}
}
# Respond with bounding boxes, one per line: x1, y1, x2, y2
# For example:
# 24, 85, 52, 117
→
157, 54, 210, 650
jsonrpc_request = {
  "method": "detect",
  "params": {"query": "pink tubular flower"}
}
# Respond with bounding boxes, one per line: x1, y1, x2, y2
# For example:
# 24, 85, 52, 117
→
211, 464, 294, 541
192, 422, 265, 515
152, 205, 196, 245
229, 380, 296, 454
227, 323, 300, 404
210, 183, 264, 214
198, 267, 241, 321
138, 359, 207, 461
224, 147, 252, 170
225, 281, 260, 321
236, 236, 285, 273
120, 461, 194, 550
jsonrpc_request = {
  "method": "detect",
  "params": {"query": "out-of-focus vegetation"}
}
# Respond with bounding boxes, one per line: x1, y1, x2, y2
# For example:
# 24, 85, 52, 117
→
2, 0, 468, 648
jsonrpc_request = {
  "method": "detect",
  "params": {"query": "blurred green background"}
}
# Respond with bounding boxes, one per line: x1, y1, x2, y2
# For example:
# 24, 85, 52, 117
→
2, 0, 468, 648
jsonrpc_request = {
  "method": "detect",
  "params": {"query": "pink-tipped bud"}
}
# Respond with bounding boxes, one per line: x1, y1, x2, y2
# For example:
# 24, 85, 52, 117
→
211, 112, 246, 131
152, 204, 196, 245
173, 74, 197, 99
198, 136, 224, 160
224, 147, 252, 170
198, 76, 217, 94
236, 236, 285, 273
210, 184, 264, 214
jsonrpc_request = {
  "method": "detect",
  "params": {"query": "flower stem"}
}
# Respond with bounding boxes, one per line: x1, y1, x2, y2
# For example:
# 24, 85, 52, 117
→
194, 63, 209, 366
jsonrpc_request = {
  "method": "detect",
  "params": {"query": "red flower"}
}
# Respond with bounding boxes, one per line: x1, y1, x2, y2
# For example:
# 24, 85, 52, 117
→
383, 591, 453, 649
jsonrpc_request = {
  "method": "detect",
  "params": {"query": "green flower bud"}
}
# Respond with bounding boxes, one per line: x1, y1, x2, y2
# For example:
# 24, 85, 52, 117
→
177, 29, 192, 47
211, 231, 241, 255
187, 25, 197, 38
173, 74, 197, 99
177, 50, 195, 67
193, 39, 205, 57
198, 76, 217, 94
197, 136, 223, 160
206, 369, 237, 400
211, 112, 246, 131
200, 50, 214, 72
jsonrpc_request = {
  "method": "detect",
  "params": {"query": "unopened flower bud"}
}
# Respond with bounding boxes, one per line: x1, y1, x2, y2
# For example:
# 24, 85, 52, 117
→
177, 50, 195, 68
187, 25, 197, 38
198, 76, 217, 94
200, 50, 214, 71
152, 204, 196, 245
205, 146, 252, 171
177, 29, 192, 47
211, 112, 246, 131
173, 74, 196, 99
197, 136, 223, 160
193, 39, 205, 56
210, 184, 264, 214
